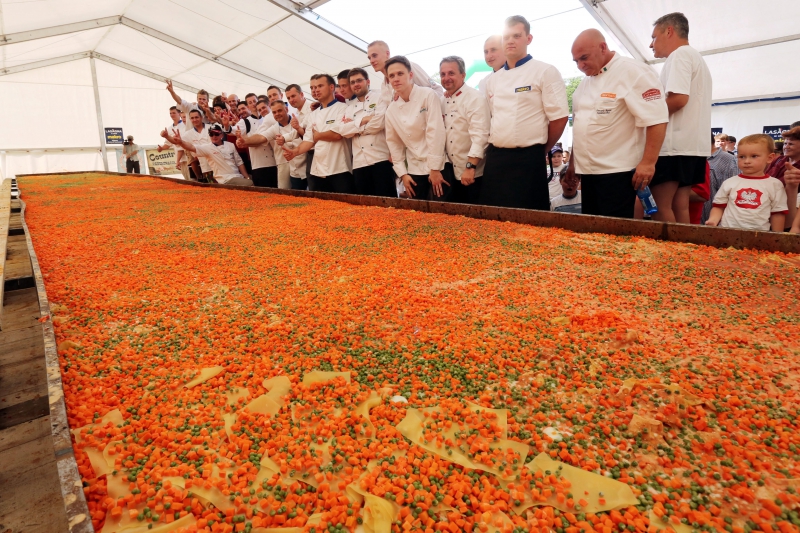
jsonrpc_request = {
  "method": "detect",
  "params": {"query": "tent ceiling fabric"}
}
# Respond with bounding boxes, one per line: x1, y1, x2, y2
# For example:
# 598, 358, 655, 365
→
0, 0, 370, 94
580, 0, 800, 102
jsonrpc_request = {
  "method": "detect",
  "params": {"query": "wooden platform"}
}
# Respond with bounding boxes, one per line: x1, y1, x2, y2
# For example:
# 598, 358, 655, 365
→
0, 179, 72, 533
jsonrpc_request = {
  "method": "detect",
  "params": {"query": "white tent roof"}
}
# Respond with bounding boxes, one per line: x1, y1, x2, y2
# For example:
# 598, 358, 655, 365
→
579, 0, 800, 104
0, 0, 369, 96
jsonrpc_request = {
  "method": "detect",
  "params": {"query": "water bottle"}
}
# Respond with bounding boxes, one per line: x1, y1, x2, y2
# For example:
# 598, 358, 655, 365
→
637, 186, 658, 216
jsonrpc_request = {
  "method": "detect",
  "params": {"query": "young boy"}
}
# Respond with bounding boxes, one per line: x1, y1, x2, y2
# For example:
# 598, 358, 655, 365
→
706, 134, 787, 231
550, 169, 582, 214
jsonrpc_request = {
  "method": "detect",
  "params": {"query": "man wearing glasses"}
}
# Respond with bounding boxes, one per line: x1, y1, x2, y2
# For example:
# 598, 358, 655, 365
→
161, 124, 252, 186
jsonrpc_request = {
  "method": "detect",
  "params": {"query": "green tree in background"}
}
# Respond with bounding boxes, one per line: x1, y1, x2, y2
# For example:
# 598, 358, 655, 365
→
565, 76, 582, 114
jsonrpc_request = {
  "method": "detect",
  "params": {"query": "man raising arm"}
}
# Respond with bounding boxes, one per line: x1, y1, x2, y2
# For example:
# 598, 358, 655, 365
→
162, 125, 252, 186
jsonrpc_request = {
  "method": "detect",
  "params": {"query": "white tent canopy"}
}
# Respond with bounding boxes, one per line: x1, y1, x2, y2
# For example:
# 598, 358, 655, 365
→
0, 0, 370, 176
579, 0, 800, 138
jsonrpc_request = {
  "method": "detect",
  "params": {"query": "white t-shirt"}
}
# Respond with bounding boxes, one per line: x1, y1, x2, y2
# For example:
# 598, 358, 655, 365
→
303, 100, 352, 177
572, 53, 669, 174
182, 125, 212, 173
711, 175, 788, 231
659, 45, 712, 157
194, 141, 245, 184
485, 55, 569, 149
547, 166, 565, 199
550, 191, 582, 214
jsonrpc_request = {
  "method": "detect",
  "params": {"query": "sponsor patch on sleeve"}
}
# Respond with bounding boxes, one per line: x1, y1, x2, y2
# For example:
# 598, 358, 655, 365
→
642, 88, 662, 101
515, 86, 532, 93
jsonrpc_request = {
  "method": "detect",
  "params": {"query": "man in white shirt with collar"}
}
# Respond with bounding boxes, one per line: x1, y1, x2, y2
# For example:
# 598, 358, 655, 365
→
478, 35, 504, 95
157, 105, 191, 180
566, 29, 668, 219
367, 40, 444, 108
238, 100, 308, 190
285, 83, 316, 183
180, 110, 213, 182
245, 93, 259, 118
384, 56, 447, 201
440, 56, 491, 204
649, 12, 712, 223
163, 124, 252, 186
337, 67, 396, 197
234, 100, 278, 188
480, 15, 570, 210
166, 81, 212, 131
283, 74, 354, 193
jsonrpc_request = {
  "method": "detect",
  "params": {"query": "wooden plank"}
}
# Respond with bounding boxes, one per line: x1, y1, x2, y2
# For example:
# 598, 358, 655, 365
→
0, 395, 50, 430
0, 415, 51, 453
0, 178, 11, 330
1, 287, 40, 331
0, 325, 41, 366
0, 458, 70, 533
0, 357, 47, 406
5, 234, 33, 282
0, 418, 55, 478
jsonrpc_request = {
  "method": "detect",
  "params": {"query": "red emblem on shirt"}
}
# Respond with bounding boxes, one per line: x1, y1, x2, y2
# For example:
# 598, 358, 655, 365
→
734, 188, 763, 209
642, 88, 662, 101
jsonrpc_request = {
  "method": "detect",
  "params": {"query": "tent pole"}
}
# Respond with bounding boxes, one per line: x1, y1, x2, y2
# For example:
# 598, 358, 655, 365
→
90, 56, 109, 172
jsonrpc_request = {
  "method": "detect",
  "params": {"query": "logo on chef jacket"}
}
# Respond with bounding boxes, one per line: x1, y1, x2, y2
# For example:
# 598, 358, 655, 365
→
734, 188, 763, 209
515, 86, 532, 93
326, 119, 335, 124
419, 107, 428, 113
642, 88, 662, 101
600, 93, 617, 99
369, 103, 377, 109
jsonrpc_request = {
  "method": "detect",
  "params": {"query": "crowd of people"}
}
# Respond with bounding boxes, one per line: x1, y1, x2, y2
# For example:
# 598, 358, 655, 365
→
155, 12, 800, 234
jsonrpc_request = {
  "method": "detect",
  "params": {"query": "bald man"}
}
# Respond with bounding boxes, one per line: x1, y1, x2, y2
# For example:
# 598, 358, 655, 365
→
367, 40, 444, 106
479, 35, 504, 94
565, 29, 668, 219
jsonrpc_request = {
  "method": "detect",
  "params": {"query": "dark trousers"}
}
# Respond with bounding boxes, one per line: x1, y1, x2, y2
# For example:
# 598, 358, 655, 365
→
240, 151, 253, 175
353, 161, 398, 198
305, 150, 315, 180
479, 144, 548, 210
126, 159, 140, 174
290, 177, 307, 190
252, 166, 278, 188
449, 168, 483, 204
581, 170, 637, 219
308, 172, 355, 194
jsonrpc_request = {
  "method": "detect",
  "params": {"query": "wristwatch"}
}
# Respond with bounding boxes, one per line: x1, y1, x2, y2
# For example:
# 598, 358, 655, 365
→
465, 162, 477, 170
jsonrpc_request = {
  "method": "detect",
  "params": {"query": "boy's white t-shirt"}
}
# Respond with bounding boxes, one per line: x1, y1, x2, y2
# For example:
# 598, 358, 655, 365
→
711, 174, 788, 231
659, 45, 712, 157
550, 191, 582, 214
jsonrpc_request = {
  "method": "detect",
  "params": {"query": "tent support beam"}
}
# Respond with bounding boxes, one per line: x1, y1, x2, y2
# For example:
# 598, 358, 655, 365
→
266, 0, 367, 52
89, 57, 109, 172
118, 17, 288, 87
92, 52, 203, 94
0, 51, 203, 95
0, 16, 120, 45
647, 33, 800, 65
0, 52, 90, 75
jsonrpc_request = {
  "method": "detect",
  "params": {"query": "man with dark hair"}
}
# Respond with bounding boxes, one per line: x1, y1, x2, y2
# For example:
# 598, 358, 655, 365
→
337, 69, 355, 101
157, 105, 191, 180
234, 100, 277, 187
766, 126, 800, 229
162, 125, 252, 186
479, 35, 504, 95
367, 40, 443, 107
285, 84, 316, 180
725, 136, 737, 154
384, 56, 447, 201
267, 86, 284, 105
166, 81, 211, 130
479, 15, 569, 210
245, 93, 259, 117
439, 55, 490, 204
182, 109, 213, 182
649, 11, 712, 223
282, 74, 353, 193
703, 132, 739, 224
337, 67, 395, 197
